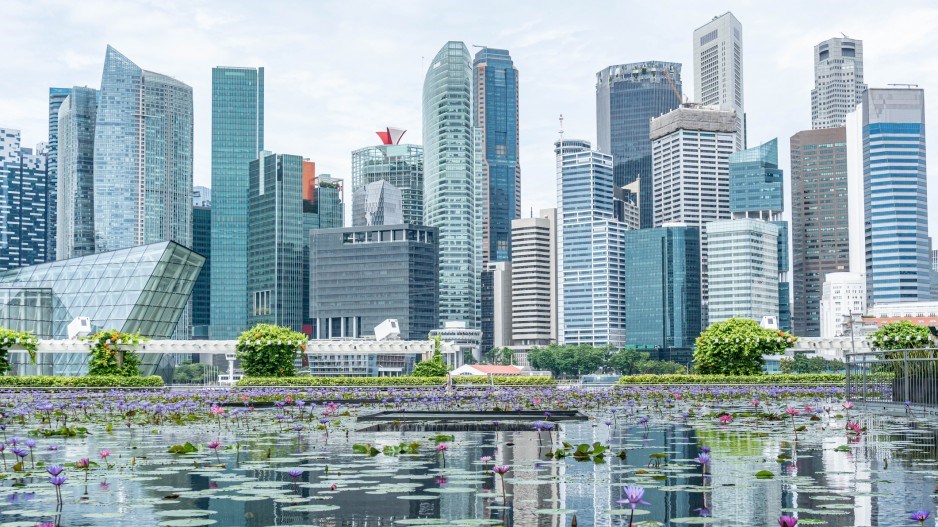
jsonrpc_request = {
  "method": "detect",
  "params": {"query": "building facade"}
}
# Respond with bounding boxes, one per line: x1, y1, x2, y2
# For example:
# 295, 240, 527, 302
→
480, 261, 512, 351
423, 41, 478, 327
352, 180, 403, 227
693, 12, 745, 149
706, 218, 779, 325
210, 66, 264, 340
309, 224, 439, 341
819, 272, 866, 338
0, 128, 49, 272
596, 62, 682, 227
46, 87, 72, 261
56, 87, 98, 260
192, 188, 211, 339
351, 132, 423, 226
510, 209, 557, 347
812, 37, 866, 130
790, 128, 850, 336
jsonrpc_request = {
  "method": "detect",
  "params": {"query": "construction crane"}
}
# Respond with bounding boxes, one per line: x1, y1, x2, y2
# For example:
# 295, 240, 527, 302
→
661, 67, 685, 105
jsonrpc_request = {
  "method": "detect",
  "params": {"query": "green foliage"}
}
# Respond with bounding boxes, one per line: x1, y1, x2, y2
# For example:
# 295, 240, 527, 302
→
546, 442, 610, 463
779, 354, 845, 374
528, 344, 609, 377
868, 320, 934, 352
382, 442, 421, 456
236, 324, 308, 377
167, 442, 199, 455
755, 470, 775, 479
0, 328, 39, 375
352, 444, 380, 456
0, 375, 163, 387
607, 348, 649, 375
694, 318, 797, 375
84, 329, 146, 376
616, 373, 846, 385
236, 374, 555, 387
636, 360, 686, 375
412, 351, 449, 377
452, 376, 555, 386
483, 347, 515, 365
30, 426, 89, 437
173, 362, 211, 384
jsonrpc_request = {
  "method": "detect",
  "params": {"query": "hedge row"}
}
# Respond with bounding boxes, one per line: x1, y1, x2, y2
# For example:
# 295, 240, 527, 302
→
617, 373, 847, 385
453, 376, 555, 386
0, 375, 165, 388
237, 375, 556, 387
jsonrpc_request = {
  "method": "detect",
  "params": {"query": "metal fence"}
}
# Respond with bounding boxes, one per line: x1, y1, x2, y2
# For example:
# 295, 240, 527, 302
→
845, 348, 938, 408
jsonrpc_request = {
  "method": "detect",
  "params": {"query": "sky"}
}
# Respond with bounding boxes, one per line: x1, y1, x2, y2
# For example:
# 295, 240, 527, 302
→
2, 0, 937, 235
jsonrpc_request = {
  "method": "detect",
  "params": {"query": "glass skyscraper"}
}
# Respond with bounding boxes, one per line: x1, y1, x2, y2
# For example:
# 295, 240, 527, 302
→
423, 42, 478, 327
56, 87, 98, 260
47, 87, 72, 261
0, 128, 49, 272
473, 48, 519, 264
862, 88, 931, 303
93, 46, 193, 253
210, 66, 264, 339
192, 188, 211, 338
351, 131, 423, 226
596, 62, 682, 228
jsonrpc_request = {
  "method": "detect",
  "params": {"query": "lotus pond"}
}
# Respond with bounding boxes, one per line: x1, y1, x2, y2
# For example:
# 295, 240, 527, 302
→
1, 385, 937, 526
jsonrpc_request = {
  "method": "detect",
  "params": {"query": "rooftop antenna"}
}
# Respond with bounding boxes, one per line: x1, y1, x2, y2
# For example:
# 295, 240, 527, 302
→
888, 83, 919, 89
841, 32, 850, 39
558, 114, 564, 142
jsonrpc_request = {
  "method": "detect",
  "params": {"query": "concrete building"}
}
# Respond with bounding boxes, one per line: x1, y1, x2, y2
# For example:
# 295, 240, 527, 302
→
812, 37, 866, 129
309, 224, 439, 341
510, 209, 557, 347
693, 12, 745, 149
866, 301, 938, 329
819, 272, 866, 338
352, 180, 403, 227
430, 321, 482, 366
56, 88, 98, 261
351, 129, 423, 226
481, 261, 512, 351
706, 218, 779, 325
0, 128, 49, 272
791, 127, 850, 336
191, 189, 211, 339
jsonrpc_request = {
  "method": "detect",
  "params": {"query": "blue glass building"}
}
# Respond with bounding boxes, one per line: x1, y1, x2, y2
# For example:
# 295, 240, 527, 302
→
597, 62, 682, 228
0, 129, 49, 272
210, 66, 264, 339
862, 88, 931, 303
56, 87, 98, 260
192, 189, 211, 338
47, 87, 72, 261
474, 48, 519, 263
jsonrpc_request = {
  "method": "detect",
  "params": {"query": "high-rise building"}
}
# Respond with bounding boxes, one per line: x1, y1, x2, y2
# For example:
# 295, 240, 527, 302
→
0, 128, 48, 271
693, 12, 745, 149
811, 37, 866, 129
596, 62, 682, 227
819, 272, 866, 338
93, 46, 193, 253
790, 128, 850, 336
210, 66, 264, 340
861, 88, 930, 304
46, 87, 71, 261
309, 224, 439, 340
351, 129, 423, 225
311, 174, 344, 229
55, 87, 98, 260
191, 187, 211, 339
248, 152, 305, 332
510, 209, 557, 347
556, 139, 627, 346
623, 224, 701, 363
423, 42, 478, 327
480, 261, 512, 351
474, 48, 520, 264
706, 219, 779, 325
352, 180, 403, 227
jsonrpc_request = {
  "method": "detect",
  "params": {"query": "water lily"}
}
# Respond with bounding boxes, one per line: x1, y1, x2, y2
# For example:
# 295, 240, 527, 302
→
287, 468, 303, 494
846, 421, 862, 436
207, 440, 222, 463
492, 465, 511, 503
436, 443, 448, 468
46, 464, 64, 477
49, 473, 66, 505
909, 510, 930, 525
778, 515, 798, 527
718, 414, 733, 425
617, 485, 650, 527
695, 452, 711, 476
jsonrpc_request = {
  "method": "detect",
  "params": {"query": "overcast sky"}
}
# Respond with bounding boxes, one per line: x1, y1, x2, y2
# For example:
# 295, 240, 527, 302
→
2, 0, 937, 235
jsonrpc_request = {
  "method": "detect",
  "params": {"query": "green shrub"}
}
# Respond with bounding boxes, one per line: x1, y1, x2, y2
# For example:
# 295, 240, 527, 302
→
84, 330, 146, 377
236, 324, 308, 377
0, 375, 164, 387
616, 373, 846, 385
452, 376, 556, 386
694, 318, 796, 375
236, 375, 556, 387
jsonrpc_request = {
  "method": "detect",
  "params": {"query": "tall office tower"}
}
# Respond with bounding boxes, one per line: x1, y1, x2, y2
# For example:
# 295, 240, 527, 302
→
819, 272, 866, 338
556, 139, 627, 346
934, 249, 938, 272
311, 174, 344, 229
351, 129, 423, 225
728, 138, 791, 331
651, 106, 736, 316
474, 48, 520, 264
352, 180, 403, 227
693, 12, 745, 150
210, 66, 264, 339
706, 218, 779, 325
300, 163, 345, 333
790, 128, 850, 336
614, 181, 641, 230
623, 224, 701, 363
93, 46, 192, 254
46, 87, 71, 261
248, 152, 304, 331
56, 87, 98, 260
481, 261, 513, 351
811, 37, 866, 129
511, 208, 557, 347
191, 188, 211, 339
423, 41, 478, 327
861, 88, 931, 304
596, 62, 682, 227
0, 129, 48, 271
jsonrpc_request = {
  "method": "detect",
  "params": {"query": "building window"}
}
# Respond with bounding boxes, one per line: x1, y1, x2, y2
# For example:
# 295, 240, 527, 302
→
254, 290, 271, 316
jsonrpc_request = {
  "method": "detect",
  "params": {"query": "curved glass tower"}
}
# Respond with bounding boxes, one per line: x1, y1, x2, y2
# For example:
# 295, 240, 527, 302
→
423, 42, 477, 327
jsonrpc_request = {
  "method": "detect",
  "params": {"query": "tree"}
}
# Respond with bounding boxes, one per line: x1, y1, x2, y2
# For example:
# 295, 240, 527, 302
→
869, 321, 934, 353
608, 348, 650, 375
693, 318, 797, 375
636, 360, 686, 375
412, 351, 449, 377
236, 324, 308, 377
779, 354, 845, 374
499, 347, 514, 366
0, 328, 38, 375
85, 330, 146, 376
527, 345, 557, 374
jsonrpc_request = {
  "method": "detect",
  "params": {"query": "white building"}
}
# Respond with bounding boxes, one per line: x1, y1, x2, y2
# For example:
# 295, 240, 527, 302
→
693, 12, 745, 150
845, 104, 866, 275
488, 261, 513, 348
429, 320, 482, 366
820, 272, 867, 338
811, 37, 866, 130
706, 218, 779, 325
510, 209, 557, 347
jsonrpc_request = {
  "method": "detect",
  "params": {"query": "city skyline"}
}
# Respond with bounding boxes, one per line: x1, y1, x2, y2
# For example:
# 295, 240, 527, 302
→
2, 1, 936, 235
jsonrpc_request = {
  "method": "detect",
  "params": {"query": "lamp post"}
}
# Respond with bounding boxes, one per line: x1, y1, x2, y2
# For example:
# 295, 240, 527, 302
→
225, 352, 236, 385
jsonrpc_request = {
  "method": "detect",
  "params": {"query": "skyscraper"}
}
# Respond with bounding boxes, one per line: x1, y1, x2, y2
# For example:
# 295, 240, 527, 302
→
352, 180, 403, 227
790, 128, 850, 336
473, 48, 520, 264
861, 88, 931, 304
812, 37, 866, 129
510, 209, 557, 347
93, 46, 193, 253
423, 41, 478, 327
596, 62, 682, 227
693, 12, 745, 150
706, 219, 779, 325
192, 187, 211, 339
556, 139, 627, 346
210, 66, 264, 339
56, 87, 98, 260
0, 128, 48, 271
46, 87, 71, 261
351, 128, 423, 225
